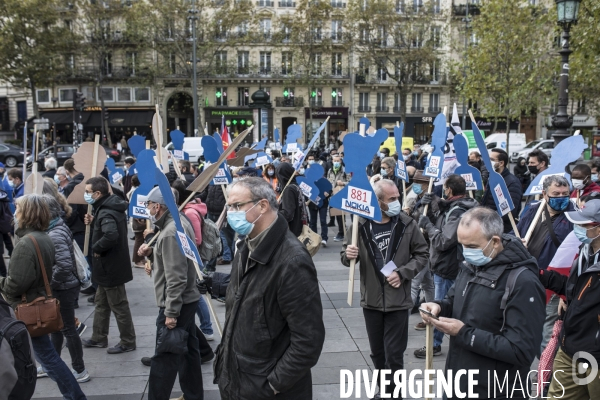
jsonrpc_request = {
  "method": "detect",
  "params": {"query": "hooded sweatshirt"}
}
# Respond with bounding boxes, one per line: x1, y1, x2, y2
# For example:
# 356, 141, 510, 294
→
182, 199, 208, 246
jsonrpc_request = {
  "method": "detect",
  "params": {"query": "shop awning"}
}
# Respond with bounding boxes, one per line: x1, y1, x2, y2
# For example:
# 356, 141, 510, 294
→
85, 110, 154, 128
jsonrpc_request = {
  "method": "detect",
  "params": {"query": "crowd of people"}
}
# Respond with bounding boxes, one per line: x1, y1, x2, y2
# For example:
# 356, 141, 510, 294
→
0, 137, 599, 400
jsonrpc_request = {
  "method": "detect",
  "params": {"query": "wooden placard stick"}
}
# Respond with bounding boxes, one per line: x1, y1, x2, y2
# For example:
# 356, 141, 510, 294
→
524, 199, 546, 244
425, 324, 434, 400
172, 152, 183, 179
83, 135, 101, 256
508, 213, 521, 239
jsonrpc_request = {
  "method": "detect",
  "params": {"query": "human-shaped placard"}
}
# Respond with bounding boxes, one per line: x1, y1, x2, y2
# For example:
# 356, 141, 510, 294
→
170, 129, 189, 161
297, 163, 324, 202
128, 149, 157, 219
201, 136, 232, 186
423, 113, 448, 179
213, 132, 225, 154
282, 124, 302, 154
393, 122, 409, 182
293, 119, 328, 170
453, 133, 483, 191
314, 177, 333, 209
271, 127, 282, 150
525, 135, 587, 196
127, 135, 146, 175
253, 136, 268, 151
254, 152, 273, 167
329, 129, 387, 221
359, 116, 370, 131
105, 157, 125, 185
472, 122, 514, 216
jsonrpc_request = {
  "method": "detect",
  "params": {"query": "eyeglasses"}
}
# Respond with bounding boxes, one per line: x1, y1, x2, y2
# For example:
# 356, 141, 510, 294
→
226, 200, 258, 212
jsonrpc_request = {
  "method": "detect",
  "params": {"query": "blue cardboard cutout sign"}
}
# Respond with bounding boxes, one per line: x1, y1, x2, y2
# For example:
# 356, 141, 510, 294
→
201, 136, 232, 185
297, 163, 325, 203
170, 129, 189, 161
128, 149, 158, 219
453, 133, 483, 191
472, 122, 514, 216
254, 152, 273, 167
293, 119, 328, 170
282, 124, 302, 154
274, 127, 280, 143
359, 116, 371, 131
424, 114, 448, 179
253, 136, 268, 151
128, 135, 146, 158
330, 128, 386, 221
154, 169, 202, 266
393, 123, 409, 182
525, 135, 587, 196
213, 133, 225, 154
105, 157, 125, 185
314, 177, 333, 209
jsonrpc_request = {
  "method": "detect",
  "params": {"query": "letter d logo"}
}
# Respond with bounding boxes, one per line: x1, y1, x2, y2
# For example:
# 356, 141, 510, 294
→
572, 351, 598, 386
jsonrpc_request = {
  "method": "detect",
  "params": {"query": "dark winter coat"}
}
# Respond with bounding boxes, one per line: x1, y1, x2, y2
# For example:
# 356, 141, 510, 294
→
200, 184, 226, 215
481, 168, 522, 233
276, 163, 303, 237
42, 169, 56, 178
47, 218, 79, 291
63, 172, 84, 198
340, 213, 429, 312
423, 196, 479, 280
0, 228, 55, 309
182, 172, 195, 186
540, 244, 600, 362
89, 194, 132, 287
436, 235, 545, 399
214, 215, 325, 400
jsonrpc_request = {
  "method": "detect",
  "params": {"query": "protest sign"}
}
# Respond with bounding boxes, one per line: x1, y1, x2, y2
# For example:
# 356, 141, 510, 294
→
297, 163, 325, 202
170, 129, 189, 161
314, 177, 333, 209
393, 122, 409, 183
128, 149, 158, 219
423, 113, 448, 180
24, 163, 44, 195
201, 136, 232, 186
105, 158, 125, 185
282, 124, 302, 154
292, 118, 329, 170
451, 106, 482, 192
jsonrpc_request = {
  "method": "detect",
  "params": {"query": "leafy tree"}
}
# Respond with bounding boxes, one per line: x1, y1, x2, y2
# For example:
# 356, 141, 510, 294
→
0, 0, 78, 118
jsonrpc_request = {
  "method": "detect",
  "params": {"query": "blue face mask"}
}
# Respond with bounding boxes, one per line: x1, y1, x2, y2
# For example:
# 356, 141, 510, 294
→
384, 200, 400, 217
54, 175, 61, 185
462, 238, 495, 266
573, 224, 599, 244
380, 168, 388, 177
412, 185, 423, 195
547, 196, 569, 212
227, 202, 261, 236
7, 180, 14, 188
333, 162, 341, 169
267, 170, 274, 176
413, 151, 418, 156
592, 174, 598, 182
83, 192, 95, 205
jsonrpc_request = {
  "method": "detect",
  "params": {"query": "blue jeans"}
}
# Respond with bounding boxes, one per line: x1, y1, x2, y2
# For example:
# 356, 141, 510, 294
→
31, 334, 87, 400
433, 274, 454, 347
309, 205, 328, 241
196, 296, 213, 335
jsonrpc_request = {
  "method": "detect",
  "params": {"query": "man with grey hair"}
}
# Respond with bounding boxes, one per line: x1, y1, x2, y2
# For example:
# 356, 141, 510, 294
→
372, 156, 404, 197
214, 177, 325, 399
514, 174, 574, 353
343, 178, 428, 398
43, 156, 58, 178
420, 207, 545, 398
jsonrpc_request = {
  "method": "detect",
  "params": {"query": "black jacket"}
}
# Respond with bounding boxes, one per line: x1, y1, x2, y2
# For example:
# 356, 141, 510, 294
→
423, 196, 479, 280
200, 185, 226, 215
42, 169, 56, 178
47, 218, 79, 291
214, 215, 325, 400
63, 172, 84, 198
437, 235, 545, 399
182, 172, 195, 186
481, 168, 522, 233
276, 163, 303, 237
540, 244, 600, 362
90, 194, 132, 287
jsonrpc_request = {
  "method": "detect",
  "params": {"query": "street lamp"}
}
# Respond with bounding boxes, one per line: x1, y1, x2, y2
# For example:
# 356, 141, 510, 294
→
551, 0, 582, 144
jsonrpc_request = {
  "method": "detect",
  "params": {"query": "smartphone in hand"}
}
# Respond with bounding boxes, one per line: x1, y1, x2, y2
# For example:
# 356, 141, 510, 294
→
419, 307, 439, 320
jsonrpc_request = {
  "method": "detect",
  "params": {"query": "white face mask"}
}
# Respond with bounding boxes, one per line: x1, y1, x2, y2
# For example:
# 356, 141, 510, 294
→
572, 179, 586, 190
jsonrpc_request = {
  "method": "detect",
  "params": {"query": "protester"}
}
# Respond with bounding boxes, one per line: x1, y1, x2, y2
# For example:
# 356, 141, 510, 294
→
414, 175, 478, 356
63, 158, 85, 198
0, 188, 10, 277
43, 157, 58, 178
570, 163, 600, 198
513, 156, 530, 192
178, 160, 195, 186
481, 148, 522, 233
366, 155, 381, 177
214, 177, 325, 399
0, 194, 87, 400
54, 166, 69, 193
378, 157, 404, 195
307, 157, 330, 246
276, 162, 305, 237
122, 156, 135, 196
7, 168, 24, 199
402, 148, 420, 168
262, 162, 279, 194
327, 154, 349, 241
527, 149, 549, 177
126, 175, 147, 269
420, 207, 545, 398
591, 160, 600, 183
136, 186, 204, 400
81, 177, 136, 354
468, 150, 490, 185
539, 199, 600, 398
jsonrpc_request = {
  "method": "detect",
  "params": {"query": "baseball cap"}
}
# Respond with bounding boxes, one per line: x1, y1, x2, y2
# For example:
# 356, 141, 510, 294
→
146, 186, 165, 205
565, 199, 600, 225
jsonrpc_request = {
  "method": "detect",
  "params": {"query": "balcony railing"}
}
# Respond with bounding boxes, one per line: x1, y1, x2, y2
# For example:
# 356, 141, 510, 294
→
358, 106, 371, 112
411, 106, 424, 113
376, 106, 389, 112
278, 1, 295, 6
331, 101, 345, 107
275, 97, 304, 107
428, 106, 441, 113
309, 99, 323, 107
356, 74, 366, 84
331, 1, 346, 8
257, 0, 274, 5
259, 68, 272, 75
393, 106, 402, 113
452, 4, 481, 16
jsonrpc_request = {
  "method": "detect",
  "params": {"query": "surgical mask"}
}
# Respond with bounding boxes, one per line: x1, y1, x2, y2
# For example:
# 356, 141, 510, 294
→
573, 224, 600, 244
412, 185, 423, 195
413, 151, 418, 156
547, 196, 569, 212
403, 154, 410, 161
299, 168, 305, 175
528, 165, 539, 175
227, 202, 261, 236
592, 174, 599, 182
493, 162, 501, 172
54, 175, 61, 185
572, 179, 585, 190
267, 170, 274, 176
378, 152, 385, 158
380, 168, 388, 177
308, 160, 315, 165
462, 238, 495, 266
124, 166, 129, 172
333, 162, 341, 169
7, 180, 14, 188
384, 200, 400, 217
83, 192, 95, 205
149, 205, 158, 224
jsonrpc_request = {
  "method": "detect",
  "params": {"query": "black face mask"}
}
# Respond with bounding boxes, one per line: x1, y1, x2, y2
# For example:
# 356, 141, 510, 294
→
528, 165, 539, 175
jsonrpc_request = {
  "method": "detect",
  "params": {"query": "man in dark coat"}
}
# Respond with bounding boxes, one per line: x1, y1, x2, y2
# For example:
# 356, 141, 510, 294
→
178, 160, 196, 186
481, 148, 522, 233
275, 162, 304, 237
420, 207, 545, 399
42, 156, 57, 178
214, 178, 325, 400
81, 177, 136, 354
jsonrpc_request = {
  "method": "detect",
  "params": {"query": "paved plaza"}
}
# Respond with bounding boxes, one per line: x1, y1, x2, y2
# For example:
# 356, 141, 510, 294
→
32, 227, 448, 400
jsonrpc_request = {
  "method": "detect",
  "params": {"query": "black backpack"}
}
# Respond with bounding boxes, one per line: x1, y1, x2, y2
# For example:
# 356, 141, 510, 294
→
0, 298, 36, 400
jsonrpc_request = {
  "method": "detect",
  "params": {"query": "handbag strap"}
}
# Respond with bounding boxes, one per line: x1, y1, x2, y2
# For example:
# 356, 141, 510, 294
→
27, 235, 53, 299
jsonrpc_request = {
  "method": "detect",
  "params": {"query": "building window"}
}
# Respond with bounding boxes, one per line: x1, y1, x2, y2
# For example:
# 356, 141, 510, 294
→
59, 89, 76, 102
238, 87, 249, 106
237, 51, 249, 74
237, 21, 248, 37
215, 19, 226, 40
359, 92, 370, 112
358, 58, 369, 77
331, 53, 342, 76
260, 86, 270, 97
377, 26, 387, 47
117, 88, 132, 102
376, 93, 388, 112
432, 0, 440, 13
260, 52, 272, 74
394, 93, 402, 112
216, 87, 227, 106
310, 87, 322, 106
169, 53, 177, 74
84, 86, 96, 102
260, 18, 271, 40
215, 51, 227, 74
37, 89, 51, 104
377, 65, 387, 81
283, 87, 294, 98
412, 29, 423, 48
126, 52, 137, 76
396, 0, 405, 13
312, 24, 322, 40
331, 0, 345, 8
101, 52, 112, 75
430, 61, 440, 82
412, 0, 423, 13
134, 88, 150, 102
431, 26, 441, 49
411, 93, 422, 112
282, 23, 291, 41
281, 52, 293, 75
98, 87, 115, 102
429, 93, 440, 113
65, 54, 75, 72
331, 88, 343, 106
331, 20, 342, 41
99, 19, 111, 40
311, 53, 322, 75
64, 19, 73, 32
279, 0, 295, 7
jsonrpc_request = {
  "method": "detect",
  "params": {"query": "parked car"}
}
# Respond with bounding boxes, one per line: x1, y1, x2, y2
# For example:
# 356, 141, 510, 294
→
484, 133, 527, 159
165, 137, 204, 163
0, 144, 29, 168
26, 144, 121, 170
510, 139, 555, 163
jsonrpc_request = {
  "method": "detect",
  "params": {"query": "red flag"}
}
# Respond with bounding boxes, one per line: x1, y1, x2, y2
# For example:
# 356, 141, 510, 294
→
221, 116, 235, 159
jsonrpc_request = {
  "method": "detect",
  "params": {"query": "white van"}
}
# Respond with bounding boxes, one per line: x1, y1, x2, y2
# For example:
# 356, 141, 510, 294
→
165, 137, 204, 163
484, 133, 526, 159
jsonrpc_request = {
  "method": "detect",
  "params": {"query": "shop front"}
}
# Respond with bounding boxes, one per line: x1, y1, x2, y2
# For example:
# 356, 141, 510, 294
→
304, 107, 348, 146
205, 108, 271, 144
376, 116, 434, 145
464, 116, 520, 135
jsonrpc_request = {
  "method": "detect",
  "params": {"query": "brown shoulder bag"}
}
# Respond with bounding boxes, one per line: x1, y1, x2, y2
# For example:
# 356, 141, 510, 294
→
14, 235, 64, 337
